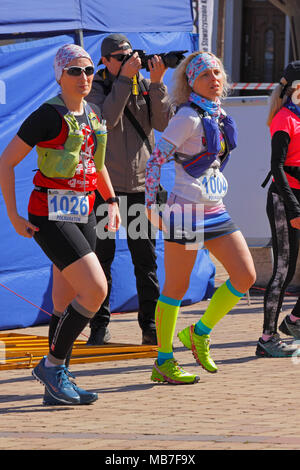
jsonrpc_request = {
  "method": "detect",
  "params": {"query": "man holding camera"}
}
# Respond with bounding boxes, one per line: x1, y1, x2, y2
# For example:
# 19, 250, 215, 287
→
86, 33, 174, 345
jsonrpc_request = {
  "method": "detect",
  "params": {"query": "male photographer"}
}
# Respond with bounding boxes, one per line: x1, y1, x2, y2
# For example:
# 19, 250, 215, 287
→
86, 33, 174, 345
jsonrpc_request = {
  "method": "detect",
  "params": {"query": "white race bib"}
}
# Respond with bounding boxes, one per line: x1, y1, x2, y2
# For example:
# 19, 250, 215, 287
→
48, 189, 89, 223
198, 168, 228, 202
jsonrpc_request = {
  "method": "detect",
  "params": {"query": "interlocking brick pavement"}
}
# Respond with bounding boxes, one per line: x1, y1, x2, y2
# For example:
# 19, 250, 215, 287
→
0, 285, 300, 451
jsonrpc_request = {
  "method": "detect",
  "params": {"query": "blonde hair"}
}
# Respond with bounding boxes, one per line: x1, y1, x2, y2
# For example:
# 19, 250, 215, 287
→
267, 78, 295, 126
171, 51, 230, 106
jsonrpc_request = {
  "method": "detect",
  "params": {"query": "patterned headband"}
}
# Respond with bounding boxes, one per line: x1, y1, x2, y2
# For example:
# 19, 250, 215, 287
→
54, 44, 93, 81
186, 53, 220, 88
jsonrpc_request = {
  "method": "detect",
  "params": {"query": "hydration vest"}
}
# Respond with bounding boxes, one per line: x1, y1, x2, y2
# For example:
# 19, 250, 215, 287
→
36, 96, 107, 178
174, 102, 238, 178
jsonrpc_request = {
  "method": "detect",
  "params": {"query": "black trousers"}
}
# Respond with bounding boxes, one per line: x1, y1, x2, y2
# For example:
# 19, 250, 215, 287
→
263, 187, 300, 334
90, 190, 160, 331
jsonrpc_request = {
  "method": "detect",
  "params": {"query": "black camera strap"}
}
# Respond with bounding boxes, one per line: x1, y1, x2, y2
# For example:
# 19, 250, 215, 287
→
98, 69, 153, 154
123, 106, 153, 154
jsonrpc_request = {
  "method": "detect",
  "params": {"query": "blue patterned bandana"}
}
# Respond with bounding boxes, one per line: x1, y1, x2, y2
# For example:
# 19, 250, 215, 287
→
186, 53, 220, 88
189, 92, 222, 118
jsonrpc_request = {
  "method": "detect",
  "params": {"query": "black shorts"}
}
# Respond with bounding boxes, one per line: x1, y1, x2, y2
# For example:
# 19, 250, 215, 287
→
28, 212, 97, 271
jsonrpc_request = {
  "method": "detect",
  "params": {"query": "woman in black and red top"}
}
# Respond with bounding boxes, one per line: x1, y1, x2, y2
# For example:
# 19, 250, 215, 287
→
256, 61, 300, 358
0, 44, 121, 405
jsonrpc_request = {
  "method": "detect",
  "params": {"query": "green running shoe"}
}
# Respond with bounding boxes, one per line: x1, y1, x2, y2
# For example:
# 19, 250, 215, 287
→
151, 358, 200, 385
178, 324, 218, 373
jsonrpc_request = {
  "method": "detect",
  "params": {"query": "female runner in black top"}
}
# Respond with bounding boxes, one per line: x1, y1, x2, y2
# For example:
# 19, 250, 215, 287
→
0, 44, 121, 405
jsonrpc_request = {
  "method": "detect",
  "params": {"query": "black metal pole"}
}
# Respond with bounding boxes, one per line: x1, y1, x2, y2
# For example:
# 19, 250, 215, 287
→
75, 29, 84, 48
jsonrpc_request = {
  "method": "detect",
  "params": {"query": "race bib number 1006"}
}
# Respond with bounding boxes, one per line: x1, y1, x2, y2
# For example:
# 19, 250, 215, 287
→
48, 189, 89, 223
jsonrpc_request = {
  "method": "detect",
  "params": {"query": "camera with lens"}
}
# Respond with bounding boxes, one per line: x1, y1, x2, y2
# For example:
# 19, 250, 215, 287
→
123, 49, 187, 71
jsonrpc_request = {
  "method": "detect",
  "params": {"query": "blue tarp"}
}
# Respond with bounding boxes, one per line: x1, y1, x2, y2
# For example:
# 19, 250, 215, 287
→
0, 0, 193, 35
0, 3, 215, 330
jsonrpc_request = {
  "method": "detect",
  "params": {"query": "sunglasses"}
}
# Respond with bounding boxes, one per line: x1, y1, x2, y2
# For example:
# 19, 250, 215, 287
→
64, 66, 95, 76
107, 53, 129, 62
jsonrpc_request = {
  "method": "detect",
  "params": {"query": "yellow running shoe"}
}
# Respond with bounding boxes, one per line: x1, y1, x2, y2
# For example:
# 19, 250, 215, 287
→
178, 324, 218, 373
151, 358, 200, 384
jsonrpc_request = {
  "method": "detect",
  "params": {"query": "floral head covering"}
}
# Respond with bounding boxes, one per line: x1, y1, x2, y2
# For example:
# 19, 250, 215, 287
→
54, 44, 93, 82
186, 52, 220, 88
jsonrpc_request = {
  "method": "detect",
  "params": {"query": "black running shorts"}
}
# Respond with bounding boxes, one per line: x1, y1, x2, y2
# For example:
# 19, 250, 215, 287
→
28, 212, 97, 271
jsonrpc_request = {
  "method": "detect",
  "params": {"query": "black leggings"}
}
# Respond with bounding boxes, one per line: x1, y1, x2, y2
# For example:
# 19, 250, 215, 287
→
90, 191, 160, 331
263, 188, 300, 334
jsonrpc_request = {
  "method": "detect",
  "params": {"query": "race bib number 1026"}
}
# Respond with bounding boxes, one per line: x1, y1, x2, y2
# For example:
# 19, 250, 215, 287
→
48, 189, 89, 223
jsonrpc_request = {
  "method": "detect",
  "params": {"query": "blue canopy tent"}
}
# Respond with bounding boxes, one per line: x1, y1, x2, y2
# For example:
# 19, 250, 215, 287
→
0, 0, 215, 330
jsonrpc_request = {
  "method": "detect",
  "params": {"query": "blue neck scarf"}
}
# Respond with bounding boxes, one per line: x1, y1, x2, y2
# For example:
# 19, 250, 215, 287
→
188, 91, 222, 118
285, 97, 300, 119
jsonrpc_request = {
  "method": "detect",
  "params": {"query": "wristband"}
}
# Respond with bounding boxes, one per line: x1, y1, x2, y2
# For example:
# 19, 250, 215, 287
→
106, 196, 120, 206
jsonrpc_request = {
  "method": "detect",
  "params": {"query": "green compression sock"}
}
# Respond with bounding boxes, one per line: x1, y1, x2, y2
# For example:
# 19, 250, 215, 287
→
195, 279, 245, 335
155, 294, 181, 365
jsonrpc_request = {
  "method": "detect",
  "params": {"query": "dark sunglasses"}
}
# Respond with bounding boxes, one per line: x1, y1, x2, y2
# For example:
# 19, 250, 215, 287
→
107, 53, 128, 62
64, 65, 95, 76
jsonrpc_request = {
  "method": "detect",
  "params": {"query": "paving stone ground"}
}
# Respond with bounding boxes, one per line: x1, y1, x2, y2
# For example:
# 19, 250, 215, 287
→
0, 283, 300, 452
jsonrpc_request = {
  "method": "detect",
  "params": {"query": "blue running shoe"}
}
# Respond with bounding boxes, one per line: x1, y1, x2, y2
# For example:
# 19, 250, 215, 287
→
32, 357, 80, 405
43, 368, 98, 406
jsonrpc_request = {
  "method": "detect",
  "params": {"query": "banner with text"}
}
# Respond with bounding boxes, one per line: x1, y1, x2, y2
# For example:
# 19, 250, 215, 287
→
193, 0, 214, 51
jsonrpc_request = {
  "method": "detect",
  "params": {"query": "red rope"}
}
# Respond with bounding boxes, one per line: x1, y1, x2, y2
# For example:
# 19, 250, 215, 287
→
0, 281, 127, 340
214, 278, 298, 297
251, 285, 298, 297
0, 278, 298, 341
0, 282, 52, 317
0, 282, 124, 316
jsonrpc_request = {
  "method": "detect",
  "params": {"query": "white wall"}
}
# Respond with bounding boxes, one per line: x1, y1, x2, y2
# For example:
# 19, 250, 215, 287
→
222, 96, 271, 246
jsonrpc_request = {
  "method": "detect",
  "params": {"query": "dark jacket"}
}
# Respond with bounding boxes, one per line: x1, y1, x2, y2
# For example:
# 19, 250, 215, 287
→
87, 69, 174, 192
